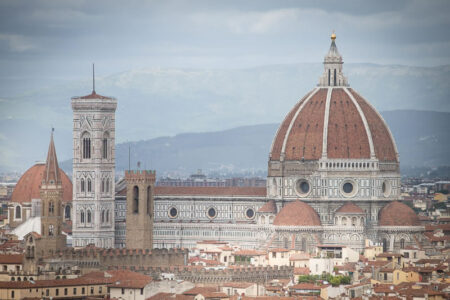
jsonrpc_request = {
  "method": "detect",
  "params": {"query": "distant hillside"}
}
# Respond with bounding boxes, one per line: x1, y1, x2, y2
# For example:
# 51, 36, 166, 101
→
59, 110, 450, 177
1, 63, 450, 172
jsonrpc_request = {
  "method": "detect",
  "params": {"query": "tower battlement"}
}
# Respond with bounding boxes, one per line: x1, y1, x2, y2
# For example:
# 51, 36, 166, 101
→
125, 170, 156, 182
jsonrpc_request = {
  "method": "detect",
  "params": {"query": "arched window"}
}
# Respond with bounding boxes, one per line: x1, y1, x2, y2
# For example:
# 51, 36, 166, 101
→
81, 178, 85, 192
334, 69, 337, 86
49, 202, 54, 215
15, 205, 21, 219
133, 186, 139, 213
328, 69, 331, 85
101, 210, 105, 223
87, 210, 92, 223
283, 237, 289, 249
81, 211, 85, 223
352, 217, 357, 226
48, 224, 54, 236
147, 186, 151, 215
342, 217, 348, 226
102, 132, 109, 159
106, 179, 110, 193
87, 178, 92, 192
65, 205, 71, 219
82, 133, 91, 159
301, 237, 307, 252
106, 210, 110, 223
400, 238, 405, 249
101, 179, 105, 193
382, 238, 388, 252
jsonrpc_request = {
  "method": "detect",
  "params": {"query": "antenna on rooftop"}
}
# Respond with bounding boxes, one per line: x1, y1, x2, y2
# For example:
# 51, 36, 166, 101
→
92, 63, 95, 93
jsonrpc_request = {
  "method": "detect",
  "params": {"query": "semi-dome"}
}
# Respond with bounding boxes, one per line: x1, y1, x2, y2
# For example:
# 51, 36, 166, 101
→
273, 201, 321, 226
336, 202, 364, 214
269, 34, 398, 163
258, 199, 277, 214
378, 201, 420, 226
10, 163, 72, 204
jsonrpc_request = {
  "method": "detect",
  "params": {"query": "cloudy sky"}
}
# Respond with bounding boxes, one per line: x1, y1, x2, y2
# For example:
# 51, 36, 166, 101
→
1, 0, 449, 94
1, 0, 450, 172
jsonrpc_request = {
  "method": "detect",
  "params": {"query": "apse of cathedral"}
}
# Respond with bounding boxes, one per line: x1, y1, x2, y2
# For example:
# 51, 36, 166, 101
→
9, 34, 424, 254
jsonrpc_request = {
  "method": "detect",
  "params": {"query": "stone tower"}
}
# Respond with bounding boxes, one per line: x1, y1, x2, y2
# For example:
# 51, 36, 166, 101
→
39, 130, 67, 253
71, 83, 117, 248
125, 170, 155, 249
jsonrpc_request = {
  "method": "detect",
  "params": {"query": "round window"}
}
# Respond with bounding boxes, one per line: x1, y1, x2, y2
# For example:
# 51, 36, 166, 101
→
168, 207, 178, 218
295, 179, 311, 196
207, 207, 217, 219
245, 208, 255, 219
343, 182, 353, 193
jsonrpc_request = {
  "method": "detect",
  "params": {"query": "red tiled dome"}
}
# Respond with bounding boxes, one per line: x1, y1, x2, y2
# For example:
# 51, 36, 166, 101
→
273, 201, 321, 226
336, 202, 364, 214
378, 201, 420, 226
10, 163, 72, 204
270, 87, 398, 162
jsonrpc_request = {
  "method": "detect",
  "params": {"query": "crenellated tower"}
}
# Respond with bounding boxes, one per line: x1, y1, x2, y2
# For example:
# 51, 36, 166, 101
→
71, 76, 117, 248
39, 130, 67, 253
125, 170, 155, 249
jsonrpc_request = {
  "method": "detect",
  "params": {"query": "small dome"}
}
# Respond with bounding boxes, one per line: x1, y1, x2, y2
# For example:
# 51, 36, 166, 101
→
10, 163, 72, 204
378, 201, 420, 226
274, 201, 321, 226
258, 200, 277, 214
336, 202, 364, 214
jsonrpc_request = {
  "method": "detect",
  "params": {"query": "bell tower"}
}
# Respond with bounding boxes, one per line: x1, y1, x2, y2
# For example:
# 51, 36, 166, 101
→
71, 67, 117, 248
125, 170, 155, 249
39, 130, 66, 253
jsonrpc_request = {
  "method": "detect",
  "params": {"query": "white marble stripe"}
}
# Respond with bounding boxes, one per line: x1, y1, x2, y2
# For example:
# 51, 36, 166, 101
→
321, 87, 333, 158
349, 88, 400, 161
344, 87, 375, 159
280, 88, 320, 156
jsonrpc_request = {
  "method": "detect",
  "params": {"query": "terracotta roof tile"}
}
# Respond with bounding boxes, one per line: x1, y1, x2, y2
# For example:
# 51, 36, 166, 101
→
154, 186, 266, 197
11, 163, 72, 204
258, 199, 277, 213
0, 254, 23, 264
378, 201, 420, 226
336, 202, 364, 214
274, 201, 321, 226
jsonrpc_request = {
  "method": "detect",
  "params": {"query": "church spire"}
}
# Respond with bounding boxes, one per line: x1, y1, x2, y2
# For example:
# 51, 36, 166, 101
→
318, 32, 348, 87
43, 128, 61, 186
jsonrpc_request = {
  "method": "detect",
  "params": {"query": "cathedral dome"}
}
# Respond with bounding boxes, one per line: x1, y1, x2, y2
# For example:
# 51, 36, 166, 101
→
269, 87, 398, 162
10, 163, 72, 204
269, 35, 398, 163
378, 201, 420, 226
273, 201, 321, 226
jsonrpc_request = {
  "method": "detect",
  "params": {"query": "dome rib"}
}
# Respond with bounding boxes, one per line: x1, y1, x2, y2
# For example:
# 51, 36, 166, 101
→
269, 90, 314, 161
349, 89, 398, 162
269, 87, 398, 162
273, 201, 321, 226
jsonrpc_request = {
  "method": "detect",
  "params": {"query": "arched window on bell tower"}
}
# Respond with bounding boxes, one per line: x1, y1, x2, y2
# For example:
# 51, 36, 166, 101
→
81, 132, 91, 159
147, 186, 151, 216
102, 132, 109, 159
49, 202, 54, 215
133, 186, 139, 213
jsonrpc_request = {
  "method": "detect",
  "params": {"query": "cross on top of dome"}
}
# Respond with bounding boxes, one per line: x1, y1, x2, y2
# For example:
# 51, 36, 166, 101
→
318, 32, 349, 87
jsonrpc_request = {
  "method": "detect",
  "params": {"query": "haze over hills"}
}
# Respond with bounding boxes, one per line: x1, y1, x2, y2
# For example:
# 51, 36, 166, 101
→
1, 63, 449, 172
57, 109, 450, 178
